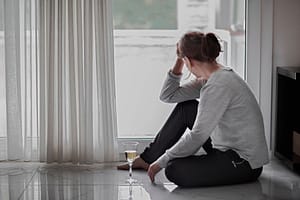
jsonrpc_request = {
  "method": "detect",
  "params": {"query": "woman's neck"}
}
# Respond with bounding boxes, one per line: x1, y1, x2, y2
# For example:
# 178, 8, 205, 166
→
192, 61, 221, 80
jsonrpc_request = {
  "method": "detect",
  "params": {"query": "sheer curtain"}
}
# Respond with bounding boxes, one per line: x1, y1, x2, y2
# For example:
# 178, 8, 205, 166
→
0, 0, 39, 161
0, 0, 119, 163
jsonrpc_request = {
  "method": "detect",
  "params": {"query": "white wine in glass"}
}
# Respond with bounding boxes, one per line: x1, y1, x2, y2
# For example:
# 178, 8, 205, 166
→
125, 150, 137, 163
123, 142, 139, 184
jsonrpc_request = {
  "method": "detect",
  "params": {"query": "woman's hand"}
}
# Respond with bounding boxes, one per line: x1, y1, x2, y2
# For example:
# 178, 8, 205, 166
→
147, 162, 162, 183
176, 42, 184, 59
171, 42, 184, 75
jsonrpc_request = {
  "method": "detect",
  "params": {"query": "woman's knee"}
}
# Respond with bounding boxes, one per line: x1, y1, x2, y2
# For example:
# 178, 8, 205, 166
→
165, 161, 176, 182
165, 159, 190, 187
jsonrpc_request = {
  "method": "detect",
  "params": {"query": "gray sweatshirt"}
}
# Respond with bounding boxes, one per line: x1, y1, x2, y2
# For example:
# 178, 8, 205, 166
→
156, 67, 269, 169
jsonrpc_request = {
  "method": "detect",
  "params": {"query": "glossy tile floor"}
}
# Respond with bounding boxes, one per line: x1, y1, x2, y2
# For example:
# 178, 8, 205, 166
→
0, 158, 300, 200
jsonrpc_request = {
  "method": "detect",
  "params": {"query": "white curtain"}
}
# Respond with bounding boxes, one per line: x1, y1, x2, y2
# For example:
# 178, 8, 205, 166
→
0, 0, 119, 163
0, 0, 39, 161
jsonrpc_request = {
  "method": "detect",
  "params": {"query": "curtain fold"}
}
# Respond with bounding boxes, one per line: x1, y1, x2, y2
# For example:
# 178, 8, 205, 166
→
4, 0, 23, 160
39, 0, 118, 163
1, 0, 39, 161
0, 0, 119, 163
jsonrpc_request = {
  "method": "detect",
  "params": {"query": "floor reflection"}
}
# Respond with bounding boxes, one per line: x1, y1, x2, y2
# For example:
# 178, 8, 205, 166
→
168, 181, 264, 200
0, 165, 38, 200
118, 185, 151, 200
20, 184, 152, 200
18, 164, 152, 200
1, 160, 300, 200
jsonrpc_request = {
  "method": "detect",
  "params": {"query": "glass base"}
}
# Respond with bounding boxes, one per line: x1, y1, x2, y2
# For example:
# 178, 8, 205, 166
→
126, 177, 137, 185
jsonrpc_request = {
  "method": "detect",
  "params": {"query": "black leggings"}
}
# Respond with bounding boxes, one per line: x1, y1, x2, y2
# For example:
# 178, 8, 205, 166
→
140, 100, 262, 187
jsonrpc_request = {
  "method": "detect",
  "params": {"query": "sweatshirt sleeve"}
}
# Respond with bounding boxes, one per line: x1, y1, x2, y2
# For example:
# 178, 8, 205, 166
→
159, 70, 205, 103
156, 84, 232, 168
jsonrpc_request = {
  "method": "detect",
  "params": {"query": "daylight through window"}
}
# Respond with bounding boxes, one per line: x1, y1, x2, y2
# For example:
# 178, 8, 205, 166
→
113, 0, 246, 138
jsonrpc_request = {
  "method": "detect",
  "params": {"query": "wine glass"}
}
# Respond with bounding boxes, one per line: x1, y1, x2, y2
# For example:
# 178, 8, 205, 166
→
123, 141, 139, 184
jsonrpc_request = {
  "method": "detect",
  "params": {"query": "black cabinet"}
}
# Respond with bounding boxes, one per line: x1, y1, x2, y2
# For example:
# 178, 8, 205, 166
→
275, 67, 300, 173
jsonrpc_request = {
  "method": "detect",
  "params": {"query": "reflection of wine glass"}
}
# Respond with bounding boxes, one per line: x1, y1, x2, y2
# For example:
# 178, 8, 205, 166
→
123, 142, 139, 184
129, 184, 133, 200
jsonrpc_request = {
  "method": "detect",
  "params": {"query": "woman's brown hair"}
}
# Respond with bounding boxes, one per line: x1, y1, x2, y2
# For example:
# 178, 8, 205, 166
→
179, 32, 221, 63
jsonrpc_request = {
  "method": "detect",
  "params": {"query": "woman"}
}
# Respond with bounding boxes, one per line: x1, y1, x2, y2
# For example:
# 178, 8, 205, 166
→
118, 31, 269, 187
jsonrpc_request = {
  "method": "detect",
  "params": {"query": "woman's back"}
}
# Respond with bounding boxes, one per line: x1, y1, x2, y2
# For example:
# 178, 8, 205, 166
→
204, 67, 269, 169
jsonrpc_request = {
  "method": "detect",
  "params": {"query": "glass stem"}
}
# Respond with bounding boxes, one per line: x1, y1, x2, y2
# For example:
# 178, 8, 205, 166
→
129, 162, 133, 179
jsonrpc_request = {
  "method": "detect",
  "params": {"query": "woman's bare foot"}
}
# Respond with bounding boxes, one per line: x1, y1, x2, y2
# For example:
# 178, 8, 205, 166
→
117, 156, 149, 171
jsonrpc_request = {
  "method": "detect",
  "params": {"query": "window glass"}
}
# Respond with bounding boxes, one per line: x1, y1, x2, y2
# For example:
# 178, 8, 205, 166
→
113, 0, 245, 138
113, 0, 177, 30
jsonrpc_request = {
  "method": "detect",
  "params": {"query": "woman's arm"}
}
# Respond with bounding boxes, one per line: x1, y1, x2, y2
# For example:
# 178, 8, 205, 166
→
159, 44, 205, 103
159, 68, 205, 103
172, 58, 184, 75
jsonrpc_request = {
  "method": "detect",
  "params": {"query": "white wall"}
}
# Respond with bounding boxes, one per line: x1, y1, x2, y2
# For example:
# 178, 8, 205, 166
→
273, 0, 300, 67
250, 0, 300, 154
271, 0, 300, 151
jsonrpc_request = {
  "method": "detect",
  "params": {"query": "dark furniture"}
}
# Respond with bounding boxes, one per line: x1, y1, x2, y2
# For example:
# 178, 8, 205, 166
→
275, 66, 300, 173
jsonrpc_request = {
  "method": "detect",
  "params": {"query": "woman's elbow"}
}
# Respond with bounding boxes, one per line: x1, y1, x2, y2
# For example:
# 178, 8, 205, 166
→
159, 94, 177, 103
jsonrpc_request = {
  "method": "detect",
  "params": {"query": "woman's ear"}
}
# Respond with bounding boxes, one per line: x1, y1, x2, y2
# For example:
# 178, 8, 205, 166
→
183, 56, 192, 70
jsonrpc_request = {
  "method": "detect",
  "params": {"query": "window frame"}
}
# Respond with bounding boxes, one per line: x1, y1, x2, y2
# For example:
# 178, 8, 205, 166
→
115, 0, 270, 156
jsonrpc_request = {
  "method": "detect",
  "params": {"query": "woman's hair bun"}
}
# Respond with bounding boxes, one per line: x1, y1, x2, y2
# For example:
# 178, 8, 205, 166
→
203, 33, 221, 61
206, 33, 219, 44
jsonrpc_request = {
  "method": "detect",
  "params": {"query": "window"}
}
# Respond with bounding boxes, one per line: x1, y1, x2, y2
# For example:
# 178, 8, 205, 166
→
113, 0, 246, 138
113, 0, 177, 30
